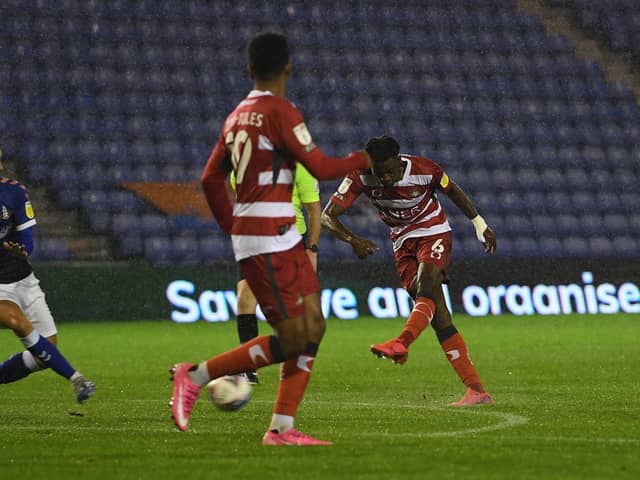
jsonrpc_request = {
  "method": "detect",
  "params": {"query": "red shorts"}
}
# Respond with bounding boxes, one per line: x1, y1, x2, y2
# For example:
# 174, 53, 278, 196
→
394, 232, 453, 293
238, 242, 319, 325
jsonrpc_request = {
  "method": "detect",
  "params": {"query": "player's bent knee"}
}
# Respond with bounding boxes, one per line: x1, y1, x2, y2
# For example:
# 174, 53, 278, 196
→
306, 315, 326, 343
274, 315, 309, 358
279, 336, 308, 359
431, 312, 453, 332
0, 301, 32, 337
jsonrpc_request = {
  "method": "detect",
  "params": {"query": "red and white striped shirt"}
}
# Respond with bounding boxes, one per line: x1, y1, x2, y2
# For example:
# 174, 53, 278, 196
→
202, 90, 368, 260
330, 155, 452, 251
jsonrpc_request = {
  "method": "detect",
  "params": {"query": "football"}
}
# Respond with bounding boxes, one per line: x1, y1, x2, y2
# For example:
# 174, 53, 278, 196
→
206, 375, 252, 412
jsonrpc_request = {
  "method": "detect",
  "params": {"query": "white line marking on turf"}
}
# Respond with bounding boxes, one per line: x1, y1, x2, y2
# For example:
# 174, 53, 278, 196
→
3, 398, 638, 444
367, 409, 528, 438
327, 401, 529, 438
3, 425, 638, 445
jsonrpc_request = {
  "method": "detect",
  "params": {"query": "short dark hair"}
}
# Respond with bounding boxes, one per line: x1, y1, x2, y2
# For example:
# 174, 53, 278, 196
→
365, 135, 400, 164
247, 32, 289, 80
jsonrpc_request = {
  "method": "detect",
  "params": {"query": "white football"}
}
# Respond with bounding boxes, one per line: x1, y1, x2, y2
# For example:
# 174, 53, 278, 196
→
206, 375, 252, 412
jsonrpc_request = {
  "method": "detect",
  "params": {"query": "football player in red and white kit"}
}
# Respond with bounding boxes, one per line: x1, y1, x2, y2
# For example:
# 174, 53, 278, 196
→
322, 135, 496, 406
169, 32, 370, 445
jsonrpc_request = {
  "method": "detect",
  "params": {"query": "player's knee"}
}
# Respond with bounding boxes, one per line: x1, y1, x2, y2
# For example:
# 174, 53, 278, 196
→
306, 315, 326, 343
431, 310, 453, 332
236, 282, 257, 313
275, 317, 308, 358
280, 335, 308, 358
0, 304, 31, 337
237, 297, 257, 313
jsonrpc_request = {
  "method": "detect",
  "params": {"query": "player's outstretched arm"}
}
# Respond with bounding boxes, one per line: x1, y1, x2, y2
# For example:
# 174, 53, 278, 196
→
277, 112, 371, 181
444, 181, 497, 254
321, 201, 379, 259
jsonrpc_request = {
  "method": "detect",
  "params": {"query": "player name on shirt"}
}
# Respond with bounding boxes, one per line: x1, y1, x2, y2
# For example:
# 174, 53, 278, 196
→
225, 110, 264, 129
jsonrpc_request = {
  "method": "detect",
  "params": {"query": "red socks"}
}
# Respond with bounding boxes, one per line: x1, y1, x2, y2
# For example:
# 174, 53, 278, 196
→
398, 297, 435, 347
206, 335, 282, 379
274, 343, 319, 417
439, 331, 485, 393
204, 336, 320, 418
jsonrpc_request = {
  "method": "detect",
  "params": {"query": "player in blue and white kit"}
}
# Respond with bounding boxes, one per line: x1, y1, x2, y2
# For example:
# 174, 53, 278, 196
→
0, 148, 95, 403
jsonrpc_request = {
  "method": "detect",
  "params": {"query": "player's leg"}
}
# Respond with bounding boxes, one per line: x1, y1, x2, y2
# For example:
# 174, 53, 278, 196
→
415, 235, 490, 404
262, 244, 331, 445
23, 279, 95, 402
371, 238, 433, 364
1, 277, 61, 382
263, 291, 332, 445
416, 263, 490, 405
170, 244, 331, 442
429, 287, 491, 405
170, 248, 301, 432
169, 323, 288, 431
236, 278, 259, 384
0, 299, 95, 402
237, 279, 259, 342
0, 296, 53, 383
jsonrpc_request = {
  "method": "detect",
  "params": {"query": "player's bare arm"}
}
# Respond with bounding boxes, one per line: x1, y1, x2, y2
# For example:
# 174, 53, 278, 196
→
303, 201, 322, 247
303, 200, 321, 270
321, 201, 379, 259
444, 180, 497, 254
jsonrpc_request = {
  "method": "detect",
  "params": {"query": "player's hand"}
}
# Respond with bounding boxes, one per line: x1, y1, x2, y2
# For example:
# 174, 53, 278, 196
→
482, 227, 497, 254
3, 241, 28, 258
350, 236, 379, 259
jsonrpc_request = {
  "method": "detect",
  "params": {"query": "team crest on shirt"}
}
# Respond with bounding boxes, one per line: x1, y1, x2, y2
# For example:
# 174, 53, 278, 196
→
293, 122, 313, 146
25, 201, 34, 219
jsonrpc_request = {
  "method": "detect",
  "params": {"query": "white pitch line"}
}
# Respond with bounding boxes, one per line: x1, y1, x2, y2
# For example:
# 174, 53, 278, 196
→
4, 399, 637, 444
363, 411, 528, 438
0, 400, 528, 438
323, 402, 529, 438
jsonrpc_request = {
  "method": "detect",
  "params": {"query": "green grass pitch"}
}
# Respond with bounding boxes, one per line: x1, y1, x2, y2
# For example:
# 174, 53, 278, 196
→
1, 314, 639, 479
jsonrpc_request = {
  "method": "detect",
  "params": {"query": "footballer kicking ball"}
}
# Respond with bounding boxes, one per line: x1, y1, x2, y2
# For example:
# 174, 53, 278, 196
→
206, 375, 252, 412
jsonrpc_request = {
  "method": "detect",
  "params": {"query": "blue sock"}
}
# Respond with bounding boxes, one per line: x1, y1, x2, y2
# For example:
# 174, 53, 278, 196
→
22, 332, 76, 380
0, 353, 32, 384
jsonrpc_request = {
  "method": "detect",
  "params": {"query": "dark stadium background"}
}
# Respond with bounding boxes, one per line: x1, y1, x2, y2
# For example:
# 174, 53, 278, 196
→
2, 0, 638, 320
